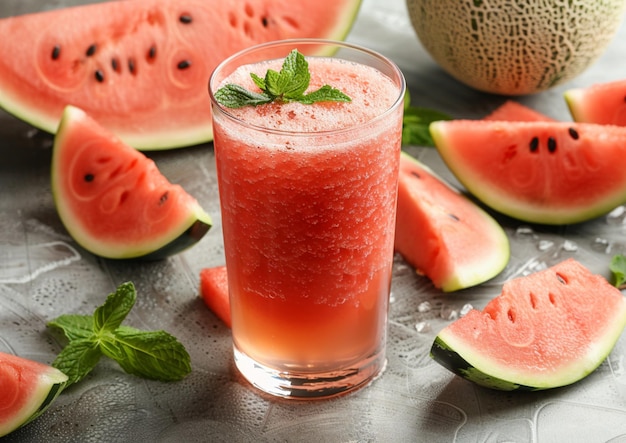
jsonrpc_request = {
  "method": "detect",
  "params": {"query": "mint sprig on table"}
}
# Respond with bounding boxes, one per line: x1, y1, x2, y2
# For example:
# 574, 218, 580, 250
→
402, 90, 452, 147
48, 282, 191, 386
610, 254, 626, 289
214, 49, 351, 108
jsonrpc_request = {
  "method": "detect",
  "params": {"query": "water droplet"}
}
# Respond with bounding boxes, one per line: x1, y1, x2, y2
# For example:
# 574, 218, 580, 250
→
440, 306, 458, 320
538, 240, 554, 251
515, 225, 537, 239
607, 206, 626, 225
418, 301, 431, 313
415, 321, 431, 333
561, 240, 578, 252
592, 237, 611, 254
460, 303, 473, 317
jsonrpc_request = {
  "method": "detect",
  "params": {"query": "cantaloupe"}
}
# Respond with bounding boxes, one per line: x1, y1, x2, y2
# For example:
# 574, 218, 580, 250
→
406, 0, 626, 95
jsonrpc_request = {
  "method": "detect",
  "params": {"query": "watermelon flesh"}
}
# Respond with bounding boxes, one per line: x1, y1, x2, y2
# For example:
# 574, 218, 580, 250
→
484, 100, 554, 122
431, 119, 626, 225
51, 105, 212, 259
0, 352, 68, 437
565, 79, 626, 126
199, 266, 231, 328
394, 152, 509, 291
0, 0, 362, 150
431, 259, 626, 390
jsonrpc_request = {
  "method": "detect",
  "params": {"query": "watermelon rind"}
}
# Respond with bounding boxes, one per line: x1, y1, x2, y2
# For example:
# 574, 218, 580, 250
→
51, 106, 212, 260
0, 362, 68, 437
0, 0, 363, 150
430, 260, 626, 391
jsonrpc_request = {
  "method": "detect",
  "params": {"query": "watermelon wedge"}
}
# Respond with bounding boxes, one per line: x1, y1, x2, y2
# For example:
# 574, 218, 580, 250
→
0, 352, 68, 437
51, 105, 212, 259
430, 120, 626, 225
430, 259, 626, 390
565, 79, 626, 126
199, 266, 231, 328
0, 0, 362, 150
394, 152, 509, 291
484, 100, 555, 122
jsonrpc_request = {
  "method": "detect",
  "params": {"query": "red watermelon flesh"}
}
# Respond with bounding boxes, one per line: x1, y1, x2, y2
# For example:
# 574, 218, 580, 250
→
199, 266, 231, 328
431, 259, 626, 390
431, 119, 626, 225
51, 105, 212, 259
394, 152, 509, 292
565, 79, 626, 126
0, 0, 362, 150
0, 352, 68, 437
484, 100, 554, 122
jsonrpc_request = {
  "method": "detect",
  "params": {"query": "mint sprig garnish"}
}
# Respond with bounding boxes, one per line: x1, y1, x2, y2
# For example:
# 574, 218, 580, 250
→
214, 49, 351, 108
48, 282, 191, 386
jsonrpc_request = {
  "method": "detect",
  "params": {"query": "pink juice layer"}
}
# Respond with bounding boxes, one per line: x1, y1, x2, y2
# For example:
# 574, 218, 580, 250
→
213, 57, 402, 370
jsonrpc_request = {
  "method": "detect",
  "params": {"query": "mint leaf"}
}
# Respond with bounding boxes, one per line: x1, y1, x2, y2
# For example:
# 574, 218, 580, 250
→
610, 254, 626, 288
402, 90, 452, 147
214, 49, 351, 108
48, 314, 94, 341
93, 282, 135, 333
47, 282, 191, 388
214, 84, 273, 108
51, 338, 102, 385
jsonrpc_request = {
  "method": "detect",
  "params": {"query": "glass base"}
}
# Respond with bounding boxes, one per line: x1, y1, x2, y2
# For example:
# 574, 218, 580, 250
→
233, 346, 386, 399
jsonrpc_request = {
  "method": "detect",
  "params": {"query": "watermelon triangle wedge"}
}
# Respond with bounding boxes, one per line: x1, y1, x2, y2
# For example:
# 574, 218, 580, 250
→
431, 258, 626, 390
0, 0, 362, 150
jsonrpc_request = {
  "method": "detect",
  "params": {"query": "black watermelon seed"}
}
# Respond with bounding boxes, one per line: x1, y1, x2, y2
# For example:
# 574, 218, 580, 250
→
548, 137, 557, 152
111, 57, 119, 72
159, 191, 169, 205
410, 171, 422, 179
448, 213, 460, 222
128, 58, 136, 74
84, 173, 95, 182
148, 45, 156, 59
529, 136, 539, 152
179, 14, 192, 24
86, 44, 97, 57
261, 16, 269, 27
177, 60, 191, 70
51, 45, 61, 60
568, 127, 579, 140
95, 70, 105, 82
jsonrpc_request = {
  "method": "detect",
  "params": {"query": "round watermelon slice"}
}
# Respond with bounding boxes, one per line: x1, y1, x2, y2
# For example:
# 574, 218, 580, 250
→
0, 352, 68, 437
0, 0, 362, 150
394, 152, 509, 292
565, 79, 626, 126
430, 120, 626, 225
431, 258, 626, 390
51, 105, 211, 260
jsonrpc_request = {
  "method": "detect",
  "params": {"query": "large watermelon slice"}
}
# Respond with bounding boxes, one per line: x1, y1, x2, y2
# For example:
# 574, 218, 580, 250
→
430, 259, 626, 390
430, 119, 626, 225
0, 352, 68, 437
0, 0, 362, 150
394, 152, 509, 292
51, 105, 211, 259
565, 79, 626, 126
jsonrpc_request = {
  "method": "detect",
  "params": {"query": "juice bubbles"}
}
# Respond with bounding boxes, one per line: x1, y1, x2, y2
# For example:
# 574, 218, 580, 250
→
209, 40, 405, 399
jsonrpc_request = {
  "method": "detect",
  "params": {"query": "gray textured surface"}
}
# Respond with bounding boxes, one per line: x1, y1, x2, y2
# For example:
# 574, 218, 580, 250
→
2, 0, 626, 441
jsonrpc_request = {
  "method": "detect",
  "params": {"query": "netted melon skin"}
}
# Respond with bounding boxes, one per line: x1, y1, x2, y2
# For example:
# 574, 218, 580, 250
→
406, 0, 626, 95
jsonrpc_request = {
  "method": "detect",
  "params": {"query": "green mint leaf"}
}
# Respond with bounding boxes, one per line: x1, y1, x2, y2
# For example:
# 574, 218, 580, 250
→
402, 90, 452, 147
610, 254, 626, 288
214, 49, 350, 108
93, 282, 135, 333
299, 85, 351, 105
48, 314, 94, 341
214, 83, 273, 108
101, 326, 191, 382
51, 338, 102, 386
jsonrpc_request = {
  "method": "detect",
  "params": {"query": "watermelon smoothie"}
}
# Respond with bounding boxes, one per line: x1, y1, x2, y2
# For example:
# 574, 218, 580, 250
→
209, 40, 405, 398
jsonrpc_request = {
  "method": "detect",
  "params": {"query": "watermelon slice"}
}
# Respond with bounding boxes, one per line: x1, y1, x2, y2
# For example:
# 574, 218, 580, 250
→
565, 79, 626, 126
51, 105, 211, 259
394, 152, 509, 291
0, 352, 68, 437
430, 259, 626, 390
0, 0, 362, 150
430, 119, 626, 225
484, 100, 555, 122
199, 266, 231, 328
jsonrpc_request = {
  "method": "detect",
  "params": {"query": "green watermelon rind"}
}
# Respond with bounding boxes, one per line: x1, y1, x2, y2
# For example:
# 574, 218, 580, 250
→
430, 302, 626, 391
430, 121, 626, 225
0, 366, 68, 437
51, 106, 212, 260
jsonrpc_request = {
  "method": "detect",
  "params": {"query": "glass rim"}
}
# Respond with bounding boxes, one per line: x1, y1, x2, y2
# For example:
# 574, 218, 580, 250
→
208, 38, 406, 138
